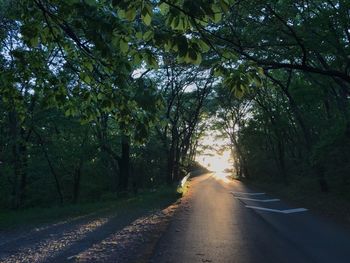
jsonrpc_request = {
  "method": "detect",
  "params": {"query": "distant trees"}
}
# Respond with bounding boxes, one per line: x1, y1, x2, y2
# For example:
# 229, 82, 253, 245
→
154, 60, 213, 183
214, 69, 350, 193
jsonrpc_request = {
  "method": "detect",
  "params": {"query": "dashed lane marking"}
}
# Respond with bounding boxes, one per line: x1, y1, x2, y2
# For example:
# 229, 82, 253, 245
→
245, 206, 308, 214
235, 197, 280, 202
230, 191, 265, 196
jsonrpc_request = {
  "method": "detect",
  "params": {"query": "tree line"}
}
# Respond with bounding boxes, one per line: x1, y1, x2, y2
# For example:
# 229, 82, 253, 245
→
1, 0, 349, 209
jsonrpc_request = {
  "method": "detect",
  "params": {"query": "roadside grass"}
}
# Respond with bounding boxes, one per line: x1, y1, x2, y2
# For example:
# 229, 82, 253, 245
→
0, 186, 179, 231
247, 178, 350, 225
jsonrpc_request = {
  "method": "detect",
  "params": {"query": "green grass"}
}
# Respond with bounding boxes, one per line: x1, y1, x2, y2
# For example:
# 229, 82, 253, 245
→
0, 186, 178, 230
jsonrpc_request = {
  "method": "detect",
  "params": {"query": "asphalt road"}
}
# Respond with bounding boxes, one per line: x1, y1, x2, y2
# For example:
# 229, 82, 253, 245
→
151, 173, 350, 263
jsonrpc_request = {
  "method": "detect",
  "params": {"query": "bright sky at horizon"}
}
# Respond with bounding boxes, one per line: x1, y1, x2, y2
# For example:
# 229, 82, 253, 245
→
196, 129, 233, 173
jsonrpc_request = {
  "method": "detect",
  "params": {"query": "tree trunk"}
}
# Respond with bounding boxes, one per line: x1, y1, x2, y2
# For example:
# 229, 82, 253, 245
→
35, 130, 64, 204
276, 137, 288, 184
8, 111, 28, 208
119, 135, 130, 191
72, 167, 81, 203
167, 143, 175, 184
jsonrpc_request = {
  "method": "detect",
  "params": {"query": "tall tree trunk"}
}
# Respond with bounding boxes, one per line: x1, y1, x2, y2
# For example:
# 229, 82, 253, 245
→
35, 130, 64, 204
119, 135, 130, 191
8, 110, 28, 208
18, 132, 28, 206
96, 114, 120, 191
72, 167, 81, 203
167, 142, 175, 184
276, 137, 288, 184
174, 141, 181, 181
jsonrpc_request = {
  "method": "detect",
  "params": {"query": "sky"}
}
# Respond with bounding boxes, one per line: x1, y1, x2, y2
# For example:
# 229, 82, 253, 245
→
195, 129, 233, 173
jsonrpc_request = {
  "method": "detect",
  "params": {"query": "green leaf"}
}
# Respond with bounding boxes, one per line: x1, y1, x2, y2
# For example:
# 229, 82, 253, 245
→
117, 9, 126, 19
120, 38, 129, 53
234, 85, 244, 99
219, 0, 230, 12
142, 13, 152, 26
194, 52, 202, 65
85, 0, 96, 7
159, 2, 169, 15
143, 30, 153, 41
170, 16, 180, 30
97, 93, 104, 100
135, 31, 143, 40
80, 73, 92, 84
29, 37, 39, 47
197, 40, 210, 52
132, 53, 142, 65
125, 7, 137, 21
211, 5, 223, 22
141, 4, 153, 26
85, 62, 93, 72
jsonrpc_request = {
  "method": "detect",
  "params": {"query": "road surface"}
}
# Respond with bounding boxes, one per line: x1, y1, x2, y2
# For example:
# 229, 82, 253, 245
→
151, 173, 350, 263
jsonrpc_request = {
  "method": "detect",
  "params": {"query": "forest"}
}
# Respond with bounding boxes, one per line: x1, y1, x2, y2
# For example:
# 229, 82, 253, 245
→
1, 0, 350, 211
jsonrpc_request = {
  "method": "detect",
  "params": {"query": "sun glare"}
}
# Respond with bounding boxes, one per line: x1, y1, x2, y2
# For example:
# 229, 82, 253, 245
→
198, 150, 232, 173
196, 130, 234, 182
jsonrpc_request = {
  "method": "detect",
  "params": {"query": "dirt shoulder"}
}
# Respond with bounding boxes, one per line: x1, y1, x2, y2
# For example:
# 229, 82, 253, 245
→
0, 187, 180, 263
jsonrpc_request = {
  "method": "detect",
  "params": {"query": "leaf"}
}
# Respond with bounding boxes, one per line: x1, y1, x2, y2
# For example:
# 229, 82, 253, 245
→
141, 4, 153, 26
29, 37, 39, 47
80, 73, 92, 84
85, 0, 96, 7
143, 31, 153, 41
159, 2, 169, 15
125, 7, 137, 21
211, 5, 222, 22
117, 9, 126, 19
234, 85, 244, 99
194, 52, 202, 65
120, 38, 129, 53
96, 93, 104, 101
197, 40, 210, 52
145, 53, 158, 69
170, 16, 180, 30
85, 62, 93, 72
112, 35, 120, 47
213, 12, 222, 23
219, 0, 230, 12
257, 67, 265, 76
132, 53, 142, 65
142, 13, 152, 26
135, 31, 143, 40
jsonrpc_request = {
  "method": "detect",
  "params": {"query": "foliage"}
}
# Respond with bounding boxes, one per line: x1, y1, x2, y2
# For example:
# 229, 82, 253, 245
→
1, 0, 350, 210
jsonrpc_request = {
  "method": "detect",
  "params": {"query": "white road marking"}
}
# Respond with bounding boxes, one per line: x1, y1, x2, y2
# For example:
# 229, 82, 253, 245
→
246, 205, 308, 214
235, 197, 280, 202
230, 191, 266, 196
282, 208, 308, 214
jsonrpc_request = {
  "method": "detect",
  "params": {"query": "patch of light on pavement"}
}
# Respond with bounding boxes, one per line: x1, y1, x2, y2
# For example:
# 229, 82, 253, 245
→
0, 217, 110, 263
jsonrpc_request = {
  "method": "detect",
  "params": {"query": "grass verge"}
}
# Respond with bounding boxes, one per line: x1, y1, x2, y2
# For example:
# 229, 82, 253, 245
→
0, 186, 179, 231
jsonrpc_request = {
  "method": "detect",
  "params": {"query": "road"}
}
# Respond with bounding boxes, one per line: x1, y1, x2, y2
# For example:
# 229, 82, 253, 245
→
151, 173, 350, 263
